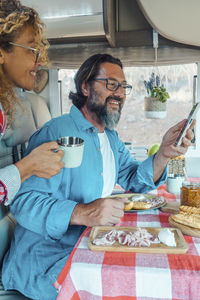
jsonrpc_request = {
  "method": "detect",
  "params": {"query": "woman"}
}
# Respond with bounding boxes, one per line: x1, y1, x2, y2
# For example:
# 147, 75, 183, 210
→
0, 0, 64, 204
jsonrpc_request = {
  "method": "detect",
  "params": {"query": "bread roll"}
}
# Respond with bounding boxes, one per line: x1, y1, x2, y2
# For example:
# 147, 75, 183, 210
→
131, 201, 152, 210
179, 205, 200, 215
124, 201, 134, 211
172, 211, 200, 229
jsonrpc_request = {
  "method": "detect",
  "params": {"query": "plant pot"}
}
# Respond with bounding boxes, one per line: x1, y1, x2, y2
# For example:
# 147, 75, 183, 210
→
144, 97, 167, 119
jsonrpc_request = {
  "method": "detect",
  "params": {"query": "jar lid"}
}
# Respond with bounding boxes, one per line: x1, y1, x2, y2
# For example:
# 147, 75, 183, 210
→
182, 181, 200, 188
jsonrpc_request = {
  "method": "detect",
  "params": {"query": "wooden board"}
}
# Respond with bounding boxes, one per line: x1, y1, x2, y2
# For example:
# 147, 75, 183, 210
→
88, 226, 188, 254
169, 216, 200, 238
110, 193, 166, 212
161, 202, 180, 214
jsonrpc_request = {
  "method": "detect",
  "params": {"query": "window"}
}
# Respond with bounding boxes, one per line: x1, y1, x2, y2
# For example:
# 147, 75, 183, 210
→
118, 64, 196, 147
58, 63, 198, 154
59, 69, 76, 114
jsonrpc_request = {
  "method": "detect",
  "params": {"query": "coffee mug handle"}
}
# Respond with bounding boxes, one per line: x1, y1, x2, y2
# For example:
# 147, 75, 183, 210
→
53, 147, 63, 153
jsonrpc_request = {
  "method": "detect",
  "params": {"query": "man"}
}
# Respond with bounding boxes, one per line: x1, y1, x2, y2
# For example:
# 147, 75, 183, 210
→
2, 54, 194, 300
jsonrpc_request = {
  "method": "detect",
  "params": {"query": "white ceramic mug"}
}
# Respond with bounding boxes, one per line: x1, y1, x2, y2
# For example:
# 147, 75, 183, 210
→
57, 136, 84, 168
167, 176, 184, 194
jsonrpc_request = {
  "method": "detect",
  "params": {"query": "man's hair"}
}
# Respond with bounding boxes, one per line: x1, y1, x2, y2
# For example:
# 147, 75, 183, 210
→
0, 0, 49, 123
69, 53, 123, 109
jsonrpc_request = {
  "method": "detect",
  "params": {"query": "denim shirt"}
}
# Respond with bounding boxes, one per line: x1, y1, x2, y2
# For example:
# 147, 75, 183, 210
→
2, 105, 167, 299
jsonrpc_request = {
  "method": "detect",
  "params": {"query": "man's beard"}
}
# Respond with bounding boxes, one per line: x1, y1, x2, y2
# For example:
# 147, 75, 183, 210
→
86, 87, 122, 130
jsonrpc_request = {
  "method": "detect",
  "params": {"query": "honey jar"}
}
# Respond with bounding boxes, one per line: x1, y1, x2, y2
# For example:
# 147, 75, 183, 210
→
181, 181, 200, 207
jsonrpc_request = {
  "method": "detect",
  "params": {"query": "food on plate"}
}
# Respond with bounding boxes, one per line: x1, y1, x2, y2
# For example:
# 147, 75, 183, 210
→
131, 201, 152, 210
123, 194, 165, 211
132, 195, 146, 201
124, 200, 134, 211
171, 205, 200, 229
180, 205, 200, 215
92, 228, 160, 247
92, 228, 177, 248
92, 230, 117, 246
172, 212, 200, 229
158, 228, 176, 247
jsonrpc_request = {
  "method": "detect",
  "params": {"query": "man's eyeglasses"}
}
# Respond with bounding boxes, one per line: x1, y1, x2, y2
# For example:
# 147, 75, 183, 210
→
94, 78, 132, 95
9, 42, 40, 64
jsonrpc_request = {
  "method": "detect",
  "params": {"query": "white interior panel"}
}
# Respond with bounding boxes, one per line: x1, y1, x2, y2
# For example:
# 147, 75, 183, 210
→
138, 0, 200, 47
21, 0, 104, 38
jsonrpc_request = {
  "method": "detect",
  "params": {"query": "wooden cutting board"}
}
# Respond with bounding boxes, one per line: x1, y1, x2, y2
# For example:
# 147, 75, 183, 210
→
88, 226, 188, 254
161, 202, 180, 214
169, 216, 200, 238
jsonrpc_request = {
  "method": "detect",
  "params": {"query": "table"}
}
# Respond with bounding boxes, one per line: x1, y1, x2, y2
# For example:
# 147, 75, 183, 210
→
54, 182, 200, 300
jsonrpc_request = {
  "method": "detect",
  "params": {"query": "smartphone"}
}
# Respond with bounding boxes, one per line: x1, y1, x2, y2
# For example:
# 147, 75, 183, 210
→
174, 102, 200, 146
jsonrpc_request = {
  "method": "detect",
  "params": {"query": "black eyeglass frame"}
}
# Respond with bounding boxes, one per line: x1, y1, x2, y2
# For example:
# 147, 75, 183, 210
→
94, 78, 132, 95
9, 42, 40, 64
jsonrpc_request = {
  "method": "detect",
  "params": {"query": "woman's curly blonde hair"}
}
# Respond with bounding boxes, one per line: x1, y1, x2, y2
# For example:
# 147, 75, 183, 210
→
0, 0, 49, 124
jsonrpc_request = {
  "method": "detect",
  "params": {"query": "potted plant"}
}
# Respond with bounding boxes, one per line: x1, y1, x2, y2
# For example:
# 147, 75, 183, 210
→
144, 72, 170, 119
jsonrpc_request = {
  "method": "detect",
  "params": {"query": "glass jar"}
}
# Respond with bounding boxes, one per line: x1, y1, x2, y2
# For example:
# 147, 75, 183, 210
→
180, 181, 200, 207
167, 175, 184, 194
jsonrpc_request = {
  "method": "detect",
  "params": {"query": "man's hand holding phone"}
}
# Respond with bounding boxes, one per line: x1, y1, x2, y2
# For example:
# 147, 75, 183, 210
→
152, 118, 195, 183
157, 118, 195, 160
150, 104, 197, 183
174, 102, 200, 146
175, 119, 196, 148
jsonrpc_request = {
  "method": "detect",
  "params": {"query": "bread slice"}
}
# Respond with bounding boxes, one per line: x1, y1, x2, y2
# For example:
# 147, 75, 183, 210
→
131, 201, 152, 210
172, 211, 200, 229
179, 205, 200, 215
124, 201, 134, 211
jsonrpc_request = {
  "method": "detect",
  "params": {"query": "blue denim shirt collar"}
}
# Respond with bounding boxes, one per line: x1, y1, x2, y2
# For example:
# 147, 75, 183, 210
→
70, 105, 96, 132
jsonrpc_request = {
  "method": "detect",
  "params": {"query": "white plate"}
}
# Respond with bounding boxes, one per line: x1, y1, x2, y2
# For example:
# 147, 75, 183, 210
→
110, 193, 166, 212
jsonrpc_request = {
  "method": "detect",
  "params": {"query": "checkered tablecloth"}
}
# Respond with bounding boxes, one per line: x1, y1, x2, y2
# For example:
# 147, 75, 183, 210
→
54, 183, 200, 300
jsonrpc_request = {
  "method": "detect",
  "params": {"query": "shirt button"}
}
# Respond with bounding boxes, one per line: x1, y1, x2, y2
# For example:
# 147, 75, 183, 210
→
101, 172, 103, 176
92, 128, 96, 133
97, 147, 101, 151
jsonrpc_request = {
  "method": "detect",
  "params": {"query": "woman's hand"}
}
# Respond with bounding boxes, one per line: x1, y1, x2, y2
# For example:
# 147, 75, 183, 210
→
15, 141, 64, 182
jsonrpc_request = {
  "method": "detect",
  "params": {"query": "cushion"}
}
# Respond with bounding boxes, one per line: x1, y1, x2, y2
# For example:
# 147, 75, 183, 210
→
0, 273, 32, 300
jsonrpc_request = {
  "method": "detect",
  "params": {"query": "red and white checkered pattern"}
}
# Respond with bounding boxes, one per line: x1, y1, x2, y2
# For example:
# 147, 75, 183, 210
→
54, 182, 200, 300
